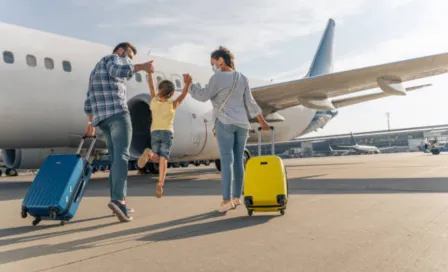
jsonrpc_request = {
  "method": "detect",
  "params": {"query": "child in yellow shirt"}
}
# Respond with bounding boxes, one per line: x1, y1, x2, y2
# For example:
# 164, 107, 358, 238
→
137, 72, 192, 198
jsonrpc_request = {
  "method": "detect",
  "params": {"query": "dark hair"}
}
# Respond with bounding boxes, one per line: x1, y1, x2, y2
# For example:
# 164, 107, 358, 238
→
113, 42, 137, 55
211, 46, 235, 69
158, 80, 175, 99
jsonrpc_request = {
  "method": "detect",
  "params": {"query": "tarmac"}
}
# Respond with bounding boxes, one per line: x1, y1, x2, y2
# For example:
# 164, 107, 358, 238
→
1, 152, 448, 272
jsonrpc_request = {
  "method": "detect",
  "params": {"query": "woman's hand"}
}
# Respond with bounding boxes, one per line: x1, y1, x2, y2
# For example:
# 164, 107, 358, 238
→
260, 120, 270, 130
256, 114, 270, 130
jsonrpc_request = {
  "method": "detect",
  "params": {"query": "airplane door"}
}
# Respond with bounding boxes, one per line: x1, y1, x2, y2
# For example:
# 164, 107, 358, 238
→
188, 112, 207, 156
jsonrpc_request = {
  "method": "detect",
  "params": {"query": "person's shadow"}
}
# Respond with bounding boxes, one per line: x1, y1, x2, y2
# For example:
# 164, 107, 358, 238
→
0, 210, 275, 266
138, 215, 274, 242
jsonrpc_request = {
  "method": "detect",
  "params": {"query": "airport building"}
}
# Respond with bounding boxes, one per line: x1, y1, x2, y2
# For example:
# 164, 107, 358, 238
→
246, 124, 448, 158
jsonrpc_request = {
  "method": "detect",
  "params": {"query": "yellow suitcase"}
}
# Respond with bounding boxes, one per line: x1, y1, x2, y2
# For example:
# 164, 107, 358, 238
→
243, 126, 288, 216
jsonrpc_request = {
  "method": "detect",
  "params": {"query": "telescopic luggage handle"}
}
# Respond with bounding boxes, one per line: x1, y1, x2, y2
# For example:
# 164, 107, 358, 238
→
257, 126, 275, 156
76, 135, 97, 160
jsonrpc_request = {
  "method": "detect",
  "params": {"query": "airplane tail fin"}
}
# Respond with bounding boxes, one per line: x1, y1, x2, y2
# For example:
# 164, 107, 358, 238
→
350, 132, 358, 145
305, 18, 335, 78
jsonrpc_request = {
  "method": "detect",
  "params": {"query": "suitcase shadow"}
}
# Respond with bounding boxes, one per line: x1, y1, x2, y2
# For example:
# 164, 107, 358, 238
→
0, 215, 118, 247
0, 210, 252, 265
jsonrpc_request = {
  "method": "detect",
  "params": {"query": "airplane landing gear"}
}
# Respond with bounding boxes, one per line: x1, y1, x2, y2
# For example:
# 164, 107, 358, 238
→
5, 168, 18, 177
215, 159, 221, 172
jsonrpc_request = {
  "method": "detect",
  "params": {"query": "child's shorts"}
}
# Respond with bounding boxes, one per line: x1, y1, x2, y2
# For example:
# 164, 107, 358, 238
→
151, 130, 174, 159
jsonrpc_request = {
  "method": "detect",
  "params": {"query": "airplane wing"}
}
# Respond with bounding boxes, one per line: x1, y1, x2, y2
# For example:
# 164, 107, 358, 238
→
251, 52, 448, 114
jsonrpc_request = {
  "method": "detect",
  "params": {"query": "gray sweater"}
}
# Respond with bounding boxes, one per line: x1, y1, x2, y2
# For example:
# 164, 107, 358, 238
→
189, 71, 262, 129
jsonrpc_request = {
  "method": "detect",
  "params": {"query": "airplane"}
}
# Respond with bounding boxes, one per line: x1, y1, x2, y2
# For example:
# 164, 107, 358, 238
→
1, 18, 448, 175
330, 132, 397, 154
328, 145, 353, 156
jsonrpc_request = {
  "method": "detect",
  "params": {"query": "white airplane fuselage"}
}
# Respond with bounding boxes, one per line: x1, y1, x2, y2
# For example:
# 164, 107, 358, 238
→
0, 22, 327, 169
351, 145, 380, 154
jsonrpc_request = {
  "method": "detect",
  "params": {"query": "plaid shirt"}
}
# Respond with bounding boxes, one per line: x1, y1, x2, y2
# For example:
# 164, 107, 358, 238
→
84, 54, 135, 126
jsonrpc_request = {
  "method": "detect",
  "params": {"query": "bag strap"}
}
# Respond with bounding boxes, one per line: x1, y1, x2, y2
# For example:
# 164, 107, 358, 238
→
213, 72, 238, 131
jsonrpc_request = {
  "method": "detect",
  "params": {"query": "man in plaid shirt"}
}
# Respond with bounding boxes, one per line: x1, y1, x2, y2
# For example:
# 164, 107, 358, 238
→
84, 42, 154, 223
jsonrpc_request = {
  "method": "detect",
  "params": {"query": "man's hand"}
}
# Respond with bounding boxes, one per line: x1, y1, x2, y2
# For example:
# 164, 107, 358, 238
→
135, 60, 155, 74
84, 123, 96, 137
145, 60, 155, 73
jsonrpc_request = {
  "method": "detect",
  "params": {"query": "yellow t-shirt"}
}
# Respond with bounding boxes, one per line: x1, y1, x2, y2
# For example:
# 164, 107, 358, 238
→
150, 97, 176, 132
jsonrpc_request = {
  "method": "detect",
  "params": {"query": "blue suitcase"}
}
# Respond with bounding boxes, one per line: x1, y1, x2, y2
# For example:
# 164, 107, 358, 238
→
21, 136, 96, 226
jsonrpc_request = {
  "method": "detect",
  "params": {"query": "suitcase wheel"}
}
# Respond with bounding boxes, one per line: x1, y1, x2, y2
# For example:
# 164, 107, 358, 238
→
21, 209, 27, 219
248, 210, 253, 216
60, 221, 66, 226
50, 210, 57, 220
280, 209, 285, 216
32, 218, 41, 226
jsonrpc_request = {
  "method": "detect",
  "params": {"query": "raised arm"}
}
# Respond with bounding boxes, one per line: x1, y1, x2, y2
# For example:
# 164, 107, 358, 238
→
105, 54, 135, 79
105, 55, 152, 79
189, 74, 219, 102
173, 74, 192, 109
147, 72, 157, 98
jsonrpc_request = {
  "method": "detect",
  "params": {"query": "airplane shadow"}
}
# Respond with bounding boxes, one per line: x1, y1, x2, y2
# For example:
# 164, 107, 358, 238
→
0, 168, 219, 202
3, 168, 448, 202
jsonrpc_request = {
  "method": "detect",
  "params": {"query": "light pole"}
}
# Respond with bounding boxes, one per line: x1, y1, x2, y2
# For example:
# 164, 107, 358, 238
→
386, 112, 391, 131
386, 112, 391, 146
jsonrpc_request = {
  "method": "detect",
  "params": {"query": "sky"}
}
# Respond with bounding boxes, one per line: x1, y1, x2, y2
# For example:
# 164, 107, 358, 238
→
0, 0, 447, 137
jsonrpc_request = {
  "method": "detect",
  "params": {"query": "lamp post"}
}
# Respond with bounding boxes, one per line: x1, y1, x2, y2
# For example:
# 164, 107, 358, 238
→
386, 112, 391, 146
386, 112, 391, 131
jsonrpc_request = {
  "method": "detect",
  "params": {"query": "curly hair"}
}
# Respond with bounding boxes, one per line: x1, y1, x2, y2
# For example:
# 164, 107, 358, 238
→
210, 46, 235, 69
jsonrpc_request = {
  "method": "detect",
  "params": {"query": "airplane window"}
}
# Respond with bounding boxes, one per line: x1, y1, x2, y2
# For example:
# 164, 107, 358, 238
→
156, 76, 163, 85
3, 51, 14, 64
175, 79, 182, 89
44, 58, 54, 70
135, 72, 142, 82
26, 55, 37, 67
62, 60, 72, 72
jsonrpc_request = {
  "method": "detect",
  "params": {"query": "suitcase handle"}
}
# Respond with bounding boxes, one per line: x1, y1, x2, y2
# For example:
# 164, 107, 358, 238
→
257, 126, 275, 156
76, 135, 97, 160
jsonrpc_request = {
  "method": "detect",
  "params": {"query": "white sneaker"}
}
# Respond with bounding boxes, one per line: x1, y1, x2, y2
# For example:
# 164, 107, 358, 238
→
218, 201, 235, 213
232, 198, 242, 208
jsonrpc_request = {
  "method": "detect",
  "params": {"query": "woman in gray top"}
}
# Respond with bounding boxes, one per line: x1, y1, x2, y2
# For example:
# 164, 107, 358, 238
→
189, 46, 270, 213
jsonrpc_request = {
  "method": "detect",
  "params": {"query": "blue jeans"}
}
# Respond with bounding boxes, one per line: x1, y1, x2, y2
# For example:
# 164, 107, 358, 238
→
151, 130, 174, 159
98, 111, 132, 201
215, 120, 249, 201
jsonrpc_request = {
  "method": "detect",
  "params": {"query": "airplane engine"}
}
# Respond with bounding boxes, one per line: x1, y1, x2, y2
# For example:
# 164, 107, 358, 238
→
2, 148, 77, 169
127, 93, 152, 161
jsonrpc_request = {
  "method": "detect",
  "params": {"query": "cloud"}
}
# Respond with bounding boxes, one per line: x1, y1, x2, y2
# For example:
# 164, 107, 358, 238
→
90, 0, 447, 77
93, 0, 386, 66
271, 0, 448, 84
